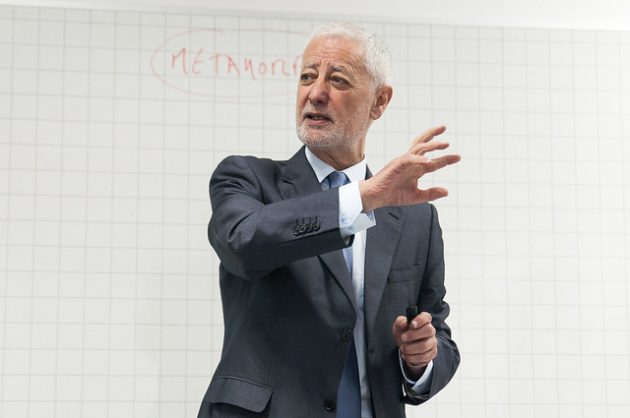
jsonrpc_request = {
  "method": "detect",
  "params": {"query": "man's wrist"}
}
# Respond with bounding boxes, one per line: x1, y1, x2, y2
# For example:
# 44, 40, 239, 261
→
359, 179, 378, 212
338, 182, 376, 237
398, 350, 434, 389
403, 361, 427, 380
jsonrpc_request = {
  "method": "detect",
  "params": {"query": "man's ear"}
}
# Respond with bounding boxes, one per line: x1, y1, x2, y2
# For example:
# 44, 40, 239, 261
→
370, 85, 393, 120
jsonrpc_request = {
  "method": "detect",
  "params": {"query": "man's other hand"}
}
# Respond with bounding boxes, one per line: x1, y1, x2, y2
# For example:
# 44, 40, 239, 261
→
392, 312, 438, 379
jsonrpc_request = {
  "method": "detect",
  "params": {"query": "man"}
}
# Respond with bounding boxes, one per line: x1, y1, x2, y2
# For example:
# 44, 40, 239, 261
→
198, 22, 460, 418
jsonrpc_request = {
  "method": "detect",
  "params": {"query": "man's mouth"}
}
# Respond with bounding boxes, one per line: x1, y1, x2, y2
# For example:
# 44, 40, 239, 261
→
304, 112, 333, 123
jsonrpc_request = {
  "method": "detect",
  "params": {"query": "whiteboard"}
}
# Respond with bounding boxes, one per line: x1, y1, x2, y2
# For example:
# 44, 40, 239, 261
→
1, 4, 629, 418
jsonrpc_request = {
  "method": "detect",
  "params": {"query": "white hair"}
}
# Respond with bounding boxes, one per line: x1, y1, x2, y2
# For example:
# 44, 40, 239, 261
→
305, 22, 391, 90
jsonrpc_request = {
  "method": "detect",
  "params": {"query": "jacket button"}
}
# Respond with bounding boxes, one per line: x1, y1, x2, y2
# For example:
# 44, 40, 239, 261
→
341, 329, 352, 342
368, 347, 375, 355
323, 400, 336, 412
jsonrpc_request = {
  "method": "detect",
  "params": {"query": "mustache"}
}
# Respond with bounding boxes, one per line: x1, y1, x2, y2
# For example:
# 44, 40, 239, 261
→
301, 109, 334, 122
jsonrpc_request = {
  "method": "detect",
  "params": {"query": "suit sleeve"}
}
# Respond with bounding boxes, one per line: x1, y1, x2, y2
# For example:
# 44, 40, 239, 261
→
208, 155, 351, 280
403, 204, 460, 404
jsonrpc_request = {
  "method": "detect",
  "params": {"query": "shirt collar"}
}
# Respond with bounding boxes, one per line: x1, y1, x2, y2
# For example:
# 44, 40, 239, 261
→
304, 147, 367, 184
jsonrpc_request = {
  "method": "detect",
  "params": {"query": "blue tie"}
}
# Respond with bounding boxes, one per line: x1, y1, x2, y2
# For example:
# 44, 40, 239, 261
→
326, 171, 361, 418
326, 171, 353, 272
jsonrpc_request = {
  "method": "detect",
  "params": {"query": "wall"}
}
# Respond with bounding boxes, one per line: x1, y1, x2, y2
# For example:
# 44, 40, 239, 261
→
0, 3, 629, 418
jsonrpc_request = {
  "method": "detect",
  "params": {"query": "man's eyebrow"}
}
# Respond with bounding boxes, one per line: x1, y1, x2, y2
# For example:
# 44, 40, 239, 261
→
330, 64, 351, 73
302, 61, 319, 70
300, 61, 352, 74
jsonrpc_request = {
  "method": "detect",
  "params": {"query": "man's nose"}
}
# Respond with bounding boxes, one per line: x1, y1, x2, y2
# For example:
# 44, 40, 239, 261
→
308, 76, 329, 105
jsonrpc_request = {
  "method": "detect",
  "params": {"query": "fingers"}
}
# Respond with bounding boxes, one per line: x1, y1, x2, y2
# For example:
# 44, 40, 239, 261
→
415, 187, 449, 202
393, 312, 433, 341
406, 126, 460, 175
397, 152, 460, 204
410, 312, 432, 328
393, 311, 439, 367
407, 153, 461, 179
402, 327, 435, 344
410, 125, 447, 149
401, 339, 436, 358
399, 312, 438, 366
410, 140, 450, 156
393, 315, 408, 334
402, 312, 433, 342
400, 337, 438, 367
401, 342, 438, 368
424, 153, 462, 173
392, 312, 431, 341
363, 125, 459, 210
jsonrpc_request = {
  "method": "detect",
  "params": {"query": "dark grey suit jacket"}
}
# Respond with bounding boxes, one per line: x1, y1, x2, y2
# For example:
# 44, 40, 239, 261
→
198, 147, 459, 418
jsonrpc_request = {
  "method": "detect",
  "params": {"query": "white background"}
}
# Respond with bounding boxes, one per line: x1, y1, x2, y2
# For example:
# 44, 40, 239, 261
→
0, 1, 629, 418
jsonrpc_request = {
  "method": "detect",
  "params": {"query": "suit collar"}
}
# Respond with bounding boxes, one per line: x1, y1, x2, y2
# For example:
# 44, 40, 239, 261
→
304, 146, 368, 185
280, 145, 369, 194
279, 146, 322, 198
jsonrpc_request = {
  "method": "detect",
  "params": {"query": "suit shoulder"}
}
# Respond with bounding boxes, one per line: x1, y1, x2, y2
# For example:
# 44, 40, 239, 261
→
403, 202, 436, 218
213, 154, 289, 179
215, 154, 285, 169
399, 202, 441, 232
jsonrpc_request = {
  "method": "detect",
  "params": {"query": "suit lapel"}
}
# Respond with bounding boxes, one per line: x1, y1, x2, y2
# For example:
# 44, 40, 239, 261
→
278, 146, 322, 198
318, 252, 355, 311
278, 147, 356, 311
364, 206, 404, 334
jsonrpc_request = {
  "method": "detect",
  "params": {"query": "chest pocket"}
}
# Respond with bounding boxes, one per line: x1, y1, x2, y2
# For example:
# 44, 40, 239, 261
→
387, 265, 424, 283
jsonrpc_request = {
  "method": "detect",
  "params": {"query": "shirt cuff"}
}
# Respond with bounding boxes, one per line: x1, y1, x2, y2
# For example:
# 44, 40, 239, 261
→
338, 182, 375, 237
398, 350, 434, 395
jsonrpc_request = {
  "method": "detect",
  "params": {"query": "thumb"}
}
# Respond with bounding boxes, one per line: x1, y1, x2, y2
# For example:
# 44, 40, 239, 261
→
392, 315, 408, 336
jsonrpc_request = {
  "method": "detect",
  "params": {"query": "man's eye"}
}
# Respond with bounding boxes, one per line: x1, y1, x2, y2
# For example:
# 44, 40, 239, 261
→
300, 73, 315, 82
331, 77, 348, 85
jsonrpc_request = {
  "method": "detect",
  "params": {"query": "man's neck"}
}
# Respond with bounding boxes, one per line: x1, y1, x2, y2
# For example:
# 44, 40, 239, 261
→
306, 146, 364, 171
304, 147, 367, 184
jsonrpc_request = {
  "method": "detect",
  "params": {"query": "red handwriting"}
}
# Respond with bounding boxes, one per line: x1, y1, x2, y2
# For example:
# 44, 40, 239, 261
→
170, 48, 302, 80
151, 28, 307, 99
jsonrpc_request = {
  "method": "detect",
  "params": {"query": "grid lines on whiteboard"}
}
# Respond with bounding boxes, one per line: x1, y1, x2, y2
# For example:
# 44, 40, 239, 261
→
0, 4, 629, 418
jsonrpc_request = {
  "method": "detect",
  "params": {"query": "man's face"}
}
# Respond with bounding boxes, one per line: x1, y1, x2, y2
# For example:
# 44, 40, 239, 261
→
296, 36, 376, 154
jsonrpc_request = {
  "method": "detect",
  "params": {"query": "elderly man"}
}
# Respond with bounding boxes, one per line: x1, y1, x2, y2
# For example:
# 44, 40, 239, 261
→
198, 22, 460, 418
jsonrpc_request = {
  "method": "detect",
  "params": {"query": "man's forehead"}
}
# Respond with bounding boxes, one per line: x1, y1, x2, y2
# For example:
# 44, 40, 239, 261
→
301, 37, 364, 72
301, 59, 352, 73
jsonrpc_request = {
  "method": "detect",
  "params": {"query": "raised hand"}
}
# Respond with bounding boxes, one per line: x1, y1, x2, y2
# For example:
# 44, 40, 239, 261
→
359, 126, 461, 211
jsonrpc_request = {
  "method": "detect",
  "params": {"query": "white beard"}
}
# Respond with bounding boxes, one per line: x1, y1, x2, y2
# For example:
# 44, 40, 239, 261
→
296, 113, 367, 152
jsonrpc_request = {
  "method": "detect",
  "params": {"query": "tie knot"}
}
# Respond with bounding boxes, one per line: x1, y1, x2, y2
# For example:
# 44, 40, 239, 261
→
327, 171, 349, 189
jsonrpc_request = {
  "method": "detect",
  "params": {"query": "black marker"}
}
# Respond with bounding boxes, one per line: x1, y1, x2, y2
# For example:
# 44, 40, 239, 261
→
406, 306, 418, 327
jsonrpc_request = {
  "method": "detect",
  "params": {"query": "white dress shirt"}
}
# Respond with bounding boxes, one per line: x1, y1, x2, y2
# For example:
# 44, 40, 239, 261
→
304, 148, 433, 417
